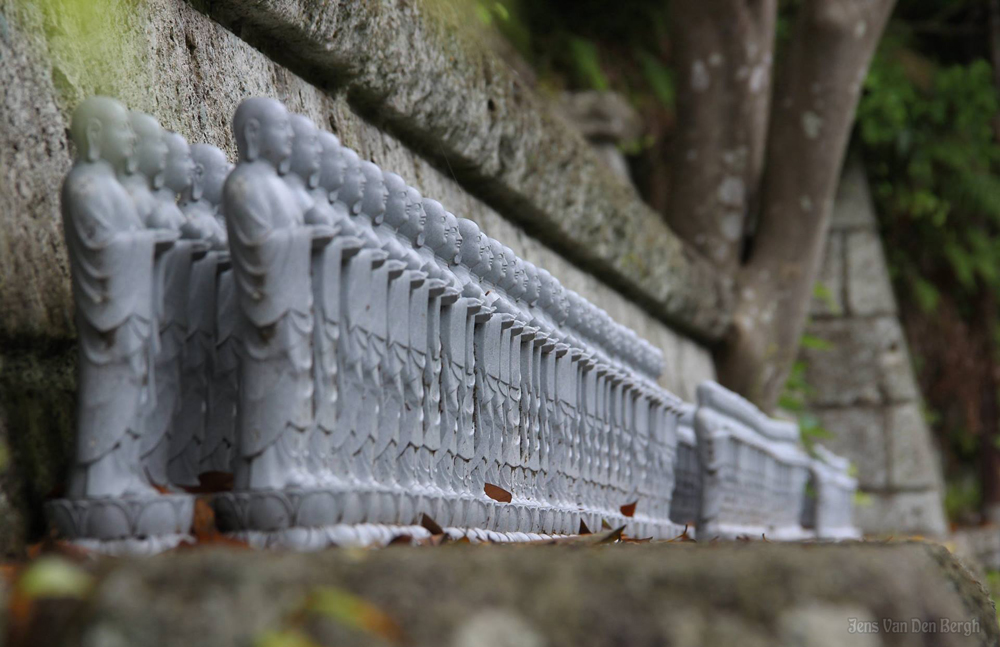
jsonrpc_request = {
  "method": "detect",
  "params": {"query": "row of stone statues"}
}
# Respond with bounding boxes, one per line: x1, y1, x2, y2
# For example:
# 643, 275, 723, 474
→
47, 97, 858, 551
48, 97, 689, 550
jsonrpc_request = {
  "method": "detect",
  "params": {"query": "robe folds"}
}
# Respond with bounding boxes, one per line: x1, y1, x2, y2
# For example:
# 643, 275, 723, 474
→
61, 165, 158, 467
224, 170, 315, 459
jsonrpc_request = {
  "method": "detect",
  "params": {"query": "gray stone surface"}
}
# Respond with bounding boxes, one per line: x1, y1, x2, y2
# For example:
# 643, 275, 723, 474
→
887, 402, 942, 491
846, 230, 897, 316
18, 543, 997, 647
802, 158, 945, 537
830, 160, 878, 231
186, 0, 733, 340
803, 317, 904, 407
816, 407, 888, 490
854, 491, 948, 537
810, 231, 844, 318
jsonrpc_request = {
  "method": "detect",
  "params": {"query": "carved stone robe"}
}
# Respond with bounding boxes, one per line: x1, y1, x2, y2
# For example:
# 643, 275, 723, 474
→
62, 163, 158, 498
224, 168, 314, 486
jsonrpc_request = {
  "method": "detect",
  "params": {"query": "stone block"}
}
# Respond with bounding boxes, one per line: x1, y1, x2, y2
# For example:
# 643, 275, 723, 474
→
815, 407, 887, 490
830, 160, 877, 231
810, 232, 844, 318
853, 490, 948, 538
887, 402, 942, 491
802, 317, 918, 407
9, 543, 995, 647
845, 230, 897, 316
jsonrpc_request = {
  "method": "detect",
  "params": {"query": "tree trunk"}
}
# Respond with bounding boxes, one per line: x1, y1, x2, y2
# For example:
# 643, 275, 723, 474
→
666, 0, 776, 275
715, 0, 896, 411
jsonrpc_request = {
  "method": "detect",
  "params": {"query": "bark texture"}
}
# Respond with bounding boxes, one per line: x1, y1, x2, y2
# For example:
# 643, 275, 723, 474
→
714, 0, 897, 410
667, 0, 776, 275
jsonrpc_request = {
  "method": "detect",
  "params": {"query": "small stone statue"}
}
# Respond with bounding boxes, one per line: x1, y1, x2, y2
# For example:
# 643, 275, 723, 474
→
49, 97, 191, 552
181, 144, 237, 475
223, 98, 334, 492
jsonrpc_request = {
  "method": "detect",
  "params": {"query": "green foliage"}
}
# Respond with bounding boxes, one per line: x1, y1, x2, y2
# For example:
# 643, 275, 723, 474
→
944, 474, 982, 521
16, 557, 94, 600
780, 348, 836, 452
568, 37, 609, 91
859, 45, 1000, 305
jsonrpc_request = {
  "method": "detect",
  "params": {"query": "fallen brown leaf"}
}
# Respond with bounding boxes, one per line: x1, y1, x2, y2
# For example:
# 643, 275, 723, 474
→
419, 513, 444, 536
667, 524, 696, 543
620, 501, 637, 518
484, 483, 512, 503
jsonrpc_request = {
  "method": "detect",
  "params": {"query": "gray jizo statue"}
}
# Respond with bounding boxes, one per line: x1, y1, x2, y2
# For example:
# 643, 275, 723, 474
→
163, 131, 216, 488
425, 200, 485, 528
333, 147, 389, 524
297, 125, 363, 496
223, 98, 335, 493
380, 171, 433, 523
121, 113, 208, 489
180, 144, 238, 476
412, 199, 461, 523
48, 97, 192, 552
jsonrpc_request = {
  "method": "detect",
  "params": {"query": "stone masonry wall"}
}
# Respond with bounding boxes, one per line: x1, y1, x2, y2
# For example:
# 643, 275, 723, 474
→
0, 0, 717, 552
801, 160, 947, 537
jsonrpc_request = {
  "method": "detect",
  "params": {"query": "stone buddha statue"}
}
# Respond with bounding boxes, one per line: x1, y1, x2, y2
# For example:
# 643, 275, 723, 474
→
223, 98, 334, 492
62, 97, 178, 501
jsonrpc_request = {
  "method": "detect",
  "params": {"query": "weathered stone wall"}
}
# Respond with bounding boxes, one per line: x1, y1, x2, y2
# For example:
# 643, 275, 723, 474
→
0, 0, 718, 551
801, 160, 947, 537
10, 543, 998, 647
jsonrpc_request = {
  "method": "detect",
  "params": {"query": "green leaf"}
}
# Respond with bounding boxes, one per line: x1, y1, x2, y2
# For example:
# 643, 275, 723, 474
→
638, 52, 674, 108
568, 38, 608, 91
17, 557, 94, 600
812, 281, 841, 314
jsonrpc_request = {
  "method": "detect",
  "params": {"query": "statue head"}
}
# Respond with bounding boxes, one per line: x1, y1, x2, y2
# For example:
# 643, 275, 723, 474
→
129, 111, 168, 185
317, 131, 345, 197
289, 114, 321, 188
69, 96, 135, 169
486, 238, 506, 285
522, 261, 540, 305
232, 98, 293, 172
566, 291, 584, 329
508, 256, 527, 301
422, 198, 447, 251
536, 268, 555, 310
187, 144, 232, 206
443, 212, 462, 264
163, 131, 194, 195
360, 161, 388, 224
338, 148, 366, 215
499, 246, 518, 292
383, 171, 409, 230
401, 186, 426, 247
458, 218, 483, 269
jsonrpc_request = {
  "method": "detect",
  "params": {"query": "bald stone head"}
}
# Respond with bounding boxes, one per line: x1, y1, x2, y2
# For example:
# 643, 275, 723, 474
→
232, 98, 293, 171
163, 132, 194, 195
289, 114, 321, 187
69, 96, 135, 168
383, 171, 409, 230
188, 144, 232, 206
338, 148, 365, 214
130, 111, 168, 184
317, 131, 345, 197
360, 161, 388, 224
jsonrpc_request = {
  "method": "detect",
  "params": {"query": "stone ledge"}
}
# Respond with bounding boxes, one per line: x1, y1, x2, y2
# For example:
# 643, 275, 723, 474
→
17, 543, 999, 647
184, 0, 733, 341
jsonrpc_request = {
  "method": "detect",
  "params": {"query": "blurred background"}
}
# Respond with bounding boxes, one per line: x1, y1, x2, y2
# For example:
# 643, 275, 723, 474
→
460, 0, 1000, 531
